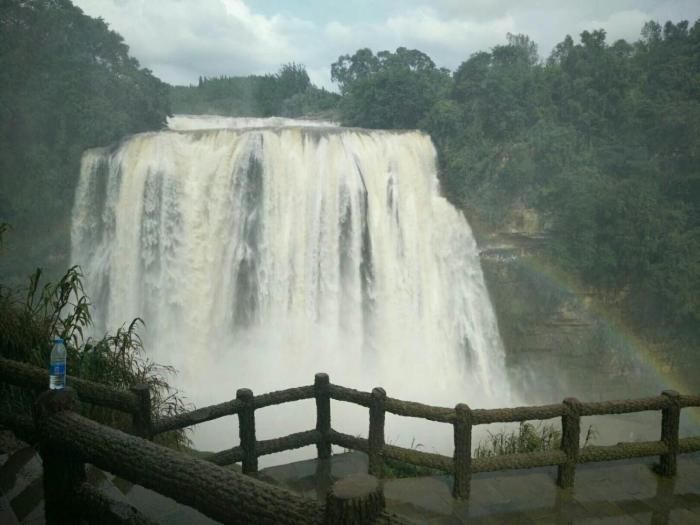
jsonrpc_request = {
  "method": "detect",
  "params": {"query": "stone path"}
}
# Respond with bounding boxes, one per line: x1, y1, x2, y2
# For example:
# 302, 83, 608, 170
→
2, 427, 699, 524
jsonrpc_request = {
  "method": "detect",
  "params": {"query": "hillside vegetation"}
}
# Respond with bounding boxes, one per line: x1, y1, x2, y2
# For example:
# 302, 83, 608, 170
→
333, 23, 700, 353
0, 0, 170, 284
170, 64, 339, 119
1, 1, 697, 373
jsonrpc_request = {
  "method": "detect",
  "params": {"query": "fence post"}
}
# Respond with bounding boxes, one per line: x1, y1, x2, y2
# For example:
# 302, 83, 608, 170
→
368, 387, 386, 477
325, 474, 385, 524
659, 390, 680, 476
130, 384, 152, 440
453, 403, 472, 499
32, 388, 85, 525
315, 373, 331, 459
557, 397, 581, 489
237, 388, 257, 474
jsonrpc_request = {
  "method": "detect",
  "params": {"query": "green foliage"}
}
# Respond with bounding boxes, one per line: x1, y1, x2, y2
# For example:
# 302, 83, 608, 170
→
170, 63, 340, 119
382, 457, 444, 479
380, 422, 594, 479
332, 47, 452, 128
474, 421, 596, 458
0, 0, 171, 284
381, 438, 447, 479
475, 422, 562, 458
0, 263, 190, 448
170, 75, 260, 115
334, 19, 700, 348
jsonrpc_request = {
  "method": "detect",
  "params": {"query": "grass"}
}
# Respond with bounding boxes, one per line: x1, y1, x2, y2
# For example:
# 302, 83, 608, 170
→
0, 224, 190, 448
474, 421, 562, 458
378, 422, 597, 479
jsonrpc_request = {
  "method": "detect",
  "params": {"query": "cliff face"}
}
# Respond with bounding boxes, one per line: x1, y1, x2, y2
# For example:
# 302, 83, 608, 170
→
476, 208, 683, 405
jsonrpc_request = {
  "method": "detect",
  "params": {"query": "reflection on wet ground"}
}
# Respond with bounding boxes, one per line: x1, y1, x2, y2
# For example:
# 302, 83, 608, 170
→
386, 456, 700, 523
2, 427, 699, 524
263, 451, 700, 524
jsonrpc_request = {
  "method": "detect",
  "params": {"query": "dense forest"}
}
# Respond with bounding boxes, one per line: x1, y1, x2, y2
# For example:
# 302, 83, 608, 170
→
0, 0, 171, 284
170, 64, 339, 118
0, 1, 187, 446
330, 25, 700, 353
1, 0, 698, 359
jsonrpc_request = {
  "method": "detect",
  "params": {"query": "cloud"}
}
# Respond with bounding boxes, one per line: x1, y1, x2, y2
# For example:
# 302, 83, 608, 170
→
73, 0, 700, 89
380, 7, 514, 63
583, 10, 653, 43
75, 0, 317, 85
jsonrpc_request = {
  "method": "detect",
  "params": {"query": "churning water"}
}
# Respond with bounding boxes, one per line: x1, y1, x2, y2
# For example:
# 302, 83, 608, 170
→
71, 116, 512, 458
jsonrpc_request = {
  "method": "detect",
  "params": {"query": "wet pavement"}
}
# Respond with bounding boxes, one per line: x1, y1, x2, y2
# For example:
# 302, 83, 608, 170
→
261, 451, 700, 524
2, 427, 699, 524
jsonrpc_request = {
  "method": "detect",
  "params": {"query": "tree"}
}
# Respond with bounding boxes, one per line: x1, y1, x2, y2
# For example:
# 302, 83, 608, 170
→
331, 47, 451, 129
0, 0, 171, 284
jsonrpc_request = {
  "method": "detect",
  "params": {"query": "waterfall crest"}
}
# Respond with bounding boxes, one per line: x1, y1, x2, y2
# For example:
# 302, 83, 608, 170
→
72, 116, 510, 452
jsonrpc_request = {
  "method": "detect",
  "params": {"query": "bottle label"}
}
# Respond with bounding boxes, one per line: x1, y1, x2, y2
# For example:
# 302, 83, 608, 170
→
50, 363, 66, 376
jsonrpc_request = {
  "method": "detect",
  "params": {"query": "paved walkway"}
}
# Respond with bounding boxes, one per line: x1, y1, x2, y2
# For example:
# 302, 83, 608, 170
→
2, 427, 699, 524
261, 451, 700, 524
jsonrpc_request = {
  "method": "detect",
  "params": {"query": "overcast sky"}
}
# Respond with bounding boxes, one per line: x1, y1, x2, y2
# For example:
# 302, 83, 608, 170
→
73, 0, 700, 89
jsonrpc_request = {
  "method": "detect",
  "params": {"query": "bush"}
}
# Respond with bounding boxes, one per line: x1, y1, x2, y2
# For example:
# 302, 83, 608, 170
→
474, 421, 561, 458
380, 421, 596, 479
0, 225, 190, 448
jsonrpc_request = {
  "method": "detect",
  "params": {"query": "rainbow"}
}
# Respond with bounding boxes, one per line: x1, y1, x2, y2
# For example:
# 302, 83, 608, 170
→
491, 250, 700, 427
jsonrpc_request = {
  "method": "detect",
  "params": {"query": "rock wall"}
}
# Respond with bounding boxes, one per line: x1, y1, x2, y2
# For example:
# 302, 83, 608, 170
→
476, 213, 672, 405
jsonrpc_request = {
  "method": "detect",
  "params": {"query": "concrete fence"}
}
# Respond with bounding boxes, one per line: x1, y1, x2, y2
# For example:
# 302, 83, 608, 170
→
2, 356, 699, 523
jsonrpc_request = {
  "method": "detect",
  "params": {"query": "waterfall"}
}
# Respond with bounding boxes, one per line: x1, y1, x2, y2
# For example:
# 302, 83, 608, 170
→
72, 116, 511, 455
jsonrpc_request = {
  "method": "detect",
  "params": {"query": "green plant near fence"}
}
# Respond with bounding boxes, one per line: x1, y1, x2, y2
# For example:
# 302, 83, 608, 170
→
0, 242, 190, 448
475, 421, 562, 458
1, 358, 700, 523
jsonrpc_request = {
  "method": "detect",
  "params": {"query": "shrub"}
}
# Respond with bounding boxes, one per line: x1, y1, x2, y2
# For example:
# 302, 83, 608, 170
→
0, 225, 190, 448
474, 421, 561, 458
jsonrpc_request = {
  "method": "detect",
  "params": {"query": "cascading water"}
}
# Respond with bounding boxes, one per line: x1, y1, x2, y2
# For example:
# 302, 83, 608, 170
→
72, 116, 512, 457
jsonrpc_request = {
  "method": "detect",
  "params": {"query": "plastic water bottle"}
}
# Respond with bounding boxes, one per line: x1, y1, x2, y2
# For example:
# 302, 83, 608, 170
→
49, 338, 67, 390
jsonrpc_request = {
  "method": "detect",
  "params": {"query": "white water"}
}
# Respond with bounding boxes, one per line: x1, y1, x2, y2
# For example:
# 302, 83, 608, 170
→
167, 114, 337, 131
72, 116, 511, 458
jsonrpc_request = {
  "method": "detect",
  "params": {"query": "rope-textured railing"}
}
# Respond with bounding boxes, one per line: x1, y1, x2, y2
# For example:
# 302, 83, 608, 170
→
3, 356, 700, 518
0, 357, 151, 439
156, 380, 699, 498
161, 381, 700, 500
30, 388, 411, 525
0, 356, 139, 412
33, 389, 326, 525
151, 398, 242, 435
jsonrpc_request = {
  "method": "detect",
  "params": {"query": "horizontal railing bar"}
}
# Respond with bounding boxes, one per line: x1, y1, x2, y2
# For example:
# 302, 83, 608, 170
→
74, 482, 159, 525
578, 397, 668, 416
256, 429, 320, 457
471, 449, 567, 473
152, 399, 242, 436
0, 357, 138, 413
679, 436, 700, 454
0, 410, 36, 443
44, 411, 324, 524
578, 441, 668, 463
472, 404, 565, 425
208, 446, 244, 466
680, 395, 700, 408
253, 386, 315, 409
328, 429, 369, 452
384, 397, 455, 423
382, 443, 453, 472
328, 384, 372, 407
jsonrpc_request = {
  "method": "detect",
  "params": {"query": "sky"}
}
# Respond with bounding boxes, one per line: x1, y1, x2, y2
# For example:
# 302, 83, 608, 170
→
73, 0, 700, 89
